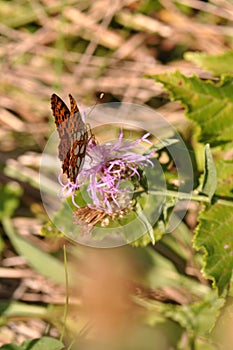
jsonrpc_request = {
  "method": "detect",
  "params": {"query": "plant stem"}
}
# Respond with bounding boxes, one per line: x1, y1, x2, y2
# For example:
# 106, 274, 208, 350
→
60, 244, 69, 342
148, 189, 233, 207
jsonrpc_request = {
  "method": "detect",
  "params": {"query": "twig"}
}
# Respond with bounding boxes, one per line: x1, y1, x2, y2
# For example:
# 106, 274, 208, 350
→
176, 0, 233, 21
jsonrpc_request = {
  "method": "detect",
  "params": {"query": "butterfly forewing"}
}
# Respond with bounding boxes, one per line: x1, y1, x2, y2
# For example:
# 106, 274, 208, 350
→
69, 94, 79, 115
51, 94, 70, 131
51, 93, 88, 183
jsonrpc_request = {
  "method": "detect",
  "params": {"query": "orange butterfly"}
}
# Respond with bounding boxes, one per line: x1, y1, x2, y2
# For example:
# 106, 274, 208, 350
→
51, 94, 88, 183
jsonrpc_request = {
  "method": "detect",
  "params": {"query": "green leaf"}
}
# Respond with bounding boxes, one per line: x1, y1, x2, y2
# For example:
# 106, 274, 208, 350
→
0, 185, 65, 284
2, 217, 65, 285
162, 292, 225, 336
0, 337, 64, 350
185, 50, 233, 76
151, 138, 179, 151
136, 203, 155, 244
0, 301, 47, 319
21, 337, 64, 350
201, 144, 217, 200
0, 345, 21, 350
212, 298, 233, 346
40, 220, 64, 238
215, 160, 233, 198
152, 72, 233, 146
0, 183, 23, 221
194, 204, 233, 295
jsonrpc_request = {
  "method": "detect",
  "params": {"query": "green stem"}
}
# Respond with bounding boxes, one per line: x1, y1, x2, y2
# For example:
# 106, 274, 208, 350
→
213, 198, 233, 207
148, 189, 233, 207
7, 0, 78, 28
60, 244, 69, 342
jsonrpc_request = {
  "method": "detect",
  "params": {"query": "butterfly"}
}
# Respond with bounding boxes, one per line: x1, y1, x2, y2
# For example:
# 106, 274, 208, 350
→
51, 93, 88, 183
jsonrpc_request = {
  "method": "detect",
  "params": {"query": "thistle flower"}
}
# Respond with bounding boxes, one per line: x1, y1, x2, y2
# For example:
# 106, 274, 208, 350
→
59, 131, 155, 228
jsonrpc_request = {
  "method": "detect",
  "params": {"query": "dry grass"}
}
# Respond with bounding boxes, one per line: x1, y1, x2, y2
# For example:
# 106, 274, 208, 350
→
0, 0, 233, 345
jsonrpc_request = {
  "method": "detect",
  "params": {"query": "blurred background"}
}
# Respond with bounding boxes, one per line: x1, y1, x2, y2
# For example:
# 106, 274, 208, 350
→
0, 0, 233, 347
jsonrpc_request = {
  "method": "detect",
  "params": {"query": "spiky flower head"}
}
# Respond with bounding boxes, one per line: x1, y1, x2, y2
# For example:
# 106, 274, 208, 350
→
59, 131, 155, 228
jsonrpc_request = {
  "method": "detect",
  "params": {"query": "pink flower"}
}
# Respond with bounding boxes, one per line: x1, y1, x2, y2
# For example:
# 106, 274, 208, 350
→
59, 131, 155, 227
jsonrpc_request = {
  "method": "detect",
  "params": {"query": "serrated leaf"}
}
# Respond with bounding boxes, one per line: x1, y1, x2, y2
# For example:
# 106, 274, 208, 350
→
201, 144, 217, 199
162, 293, 224, 335
152, 72, 233, 146
215, 160, 233, 198
185, 50, 233, 76
194, 204, 233, 295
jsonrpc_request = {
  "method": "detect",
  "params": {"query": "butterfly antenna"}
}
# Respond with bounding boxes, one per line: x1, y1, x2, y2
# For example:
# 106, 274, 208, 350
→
86, 93, 104, 147
87, 92, 105, 118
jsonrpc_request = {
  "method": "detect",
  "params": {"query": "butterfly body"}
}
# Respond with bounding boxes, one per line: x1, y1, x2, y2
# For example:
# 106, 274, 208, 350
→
51, 94, 88, 183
